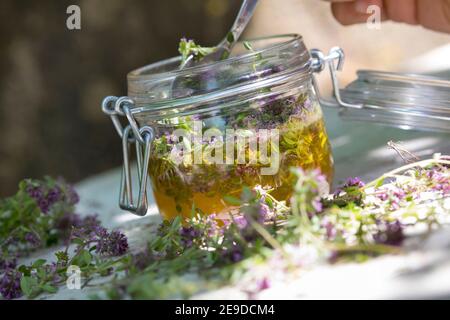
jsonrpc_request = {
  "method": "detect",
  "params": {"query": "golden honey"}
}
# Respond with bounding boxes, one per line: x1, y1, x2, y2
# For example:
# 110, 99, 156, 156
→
148, 96, 333, 220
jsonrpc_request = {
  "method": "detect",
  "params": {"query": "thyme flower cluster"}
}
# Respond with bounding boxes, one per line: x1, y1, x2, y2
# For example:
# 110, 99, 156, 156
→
0, 178, 128, 300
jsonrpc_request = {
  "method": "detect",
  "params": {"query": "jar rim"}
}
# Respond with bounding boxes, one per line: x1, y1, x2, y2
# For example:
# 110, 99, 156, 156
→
128, 34, 304, 81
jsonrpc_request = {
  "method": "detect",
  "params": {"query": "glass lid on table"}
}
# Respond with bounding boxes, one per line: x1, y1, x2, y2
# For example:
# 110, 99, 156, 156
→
335, 69, 450, 133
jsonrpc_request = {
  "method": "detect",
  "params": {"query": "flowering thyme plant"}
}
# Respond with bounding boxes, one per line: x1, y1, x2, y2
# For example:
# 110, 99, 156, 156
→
1, 152, 449, 300
0, 177, 129, 300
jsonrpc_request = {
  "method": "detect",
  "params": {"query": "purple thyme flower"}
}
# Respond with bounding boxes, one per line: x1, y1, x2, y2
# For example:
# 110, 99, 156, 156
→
205, 214, 222, 237
96, 230, 129, 257
376, 186, 406, 211
312, 197, 323, 213
89, 225, 108, 239
293, 98, 313, 116
334, 177, 365, 197
343, 177, 365, 189
47, 186, 61, 204
81, 215, 102, 235
373, 220, 404, 246
179, 226, 201, 248
0, 257, 17, 272
234, 215, 249, 230
164, 131, 178, 144
427, 169, 450, 195
0, 270, 22, 300
258, 203, 270, 223
38, 198, 51, 214
376, 191, 389, 201
66, 184, 80, 205
256, 277, 271, 291
322, 219, 336, 240
26, 185, 43, 200
69, 214, 103, 240
107, 230, 129, 256
392, 188, 406, 200
26, 184, 51, 213
231, 248, 243, 263
26, 181, 68, 213
221, 244, 244, 263
131, 249, 155, 271
24, 232, 41, 248
304, 98, 312, 110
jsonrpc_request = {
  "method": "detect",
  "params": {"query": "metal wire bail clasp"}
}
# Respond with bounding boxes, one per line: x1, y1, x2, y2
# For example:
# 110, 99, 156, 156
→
102, 95, 154, 216
310, 47, 362, 110
120, 125, 154, 216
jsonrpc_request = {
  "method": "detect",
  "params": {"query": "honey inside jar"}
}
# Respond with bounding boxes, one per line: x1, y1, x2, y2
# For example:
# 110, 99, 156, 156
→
148, 92, 333, 220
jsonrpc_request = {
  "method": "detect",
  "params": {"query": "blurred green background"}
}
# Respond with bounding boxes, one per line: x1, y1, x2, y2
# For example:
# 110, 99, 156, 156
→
0, 0, 241, 196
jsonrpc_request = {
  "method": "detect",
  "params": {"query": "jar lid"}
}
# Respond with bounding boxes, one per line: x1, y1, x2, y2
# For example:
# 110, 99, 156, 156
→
339, 70, 450, 132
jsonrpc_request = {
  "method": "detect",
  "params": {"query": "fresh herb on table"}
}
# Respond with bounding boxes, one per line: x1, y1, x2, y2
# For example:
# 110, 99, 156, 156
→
2, 151, 448, 300
106, 154, 449, 299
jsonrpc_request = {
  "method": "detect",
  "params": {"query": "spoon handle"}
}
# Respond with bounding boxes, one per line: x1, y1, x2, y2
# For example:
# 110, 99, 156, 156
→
178, 0, 259, 69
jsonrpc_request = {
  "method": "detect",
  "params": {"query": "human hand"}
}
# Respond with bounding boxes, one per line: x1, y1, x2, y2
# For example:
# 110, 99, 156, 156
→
324, 0, 450, 34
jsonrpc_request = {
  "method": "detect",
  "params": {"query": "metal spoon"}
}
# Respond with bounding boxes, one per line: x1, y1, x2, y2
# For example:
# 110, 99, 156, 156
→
180, 0, 259, 69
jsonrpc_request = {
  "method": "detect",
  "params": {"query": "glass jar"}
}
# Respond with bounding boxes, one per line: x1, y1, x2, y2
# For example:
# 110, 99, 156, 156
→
103, 34, 333, 219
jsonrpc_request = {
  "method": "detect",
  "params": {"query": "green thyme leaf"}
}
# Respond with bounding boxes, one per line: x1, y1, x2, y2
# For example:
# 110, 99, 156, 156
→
243, 41, 253, 51
31, 259, 47, 268
226, 32, 235, 44
178, 38, 216, 65
40, 284, 57, 294
20, 276, 39, 298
